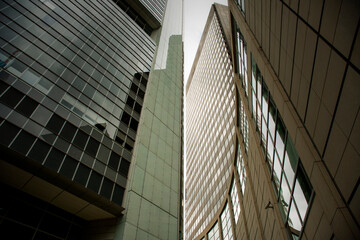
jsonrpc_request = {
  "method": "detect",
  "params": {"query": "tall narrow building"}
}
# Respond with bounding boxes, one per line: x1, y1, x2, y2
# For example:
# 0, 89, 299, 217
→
185, 4, 236, 240
185, 1, 359, 240
0, 0, 183, 239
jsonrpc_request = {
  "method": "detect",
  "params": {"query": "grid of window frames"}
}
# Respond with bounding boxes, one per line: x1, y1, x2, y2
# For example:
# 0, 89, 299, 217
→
0, 0, 155, 207
236, 144, 247, 195
207, 222, 220, 240
220, 203, 234, 240
230, 179, 241, 224
234, 24, 248, 97
234, 0, 245, 14
185, 12, 235, 239
237, 90, 249, 152
251, 55, 314, 239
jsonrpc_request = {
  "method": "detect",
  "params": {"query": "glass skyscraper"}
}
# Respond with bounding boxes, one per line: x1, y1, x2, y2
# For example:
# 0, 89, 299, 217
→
0, 0, 183, 239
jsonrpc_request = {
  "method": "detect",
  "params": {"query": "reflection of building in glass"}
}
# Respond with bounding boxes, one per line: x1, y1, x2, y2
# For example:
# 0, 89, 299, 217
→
186, 1, 360, 240
0, 0, 183, 239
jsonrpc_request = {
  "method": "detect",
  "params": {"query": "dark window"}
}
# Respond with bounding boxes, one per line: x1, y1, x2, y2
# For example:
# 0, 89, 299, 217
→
6, 202, 43, 227
126, 96, 135, 108
46, 114, 65, 135
130, 82, 138, 93
15, 96, 38, 117
87, 171, 102, 193
74, 164, 90, 186
60, 122, 77, 142
10, 130, 36, 155
119, 159, 130, 178
108, 151, 120, 170
0, 76, 9, 93
130, 119, 138, 132
59, 156, 78, 179
0, 219, 35, 239
44, 148, 65, 171
134, 102, 142, 114
73, 130, 88, 150
0, 87, 24, 108
138, 89, 145, 99
85, 137, 99, 157
39, 213, 70, 238
28, 139, 51, 163
121, 111, 130, 125
0, 71, 16, 86
125, 143, 133, 152
33, 231, 59, 240
0, 121, 20, 146
112, 185, 125, 206
100, 178, 113, 200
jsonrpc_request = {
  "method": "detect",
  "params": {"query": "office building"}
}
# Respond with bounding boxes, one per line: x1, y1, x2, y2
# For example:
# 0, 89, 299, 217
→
185, 1, 359, 240
0, 0, 183, 239
185, 4, 236, 239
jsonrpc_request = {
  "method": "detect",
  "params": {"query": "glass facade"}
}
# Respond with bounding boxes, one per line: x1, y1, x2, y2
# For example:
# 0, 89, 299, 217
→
0, 0, 184, 239
185, 5, 235, 239
220, 203, 234, 240
250, 55, 313, 238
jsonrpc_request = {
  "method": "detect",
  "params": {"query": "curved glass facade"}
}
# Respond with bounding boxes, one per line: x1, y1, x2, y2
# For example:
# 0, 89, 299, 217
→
0, 0, 155, 217
185, 5, 235, 239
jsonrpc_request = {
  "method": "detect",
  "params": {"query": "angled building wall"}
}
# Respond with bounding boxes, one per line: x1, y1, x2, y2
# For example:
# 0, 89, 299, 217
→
0, 0, 183, 239
185, 1, 359, 240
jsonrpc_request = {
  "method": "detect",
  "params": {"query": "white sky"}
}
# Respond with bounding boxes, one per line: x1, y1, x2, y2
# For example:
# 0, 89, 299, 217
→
183, 0, 228, 84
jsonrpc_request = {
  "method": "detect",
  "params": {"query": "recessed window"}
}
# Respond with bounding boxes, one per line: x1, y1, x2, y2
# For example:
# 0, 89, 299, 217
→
126, 96, 135, 108
112, 185, 125, 206
10, 130, 36, 155
121, 111, 130, 125
74, 163, 90, 186
130, 118, 138, 131
87, 171, 102, 193
28, 139, 51, 163
15, 96, 38, 117
85, 137, 99, 157
44, 148, 65, 171
46, 114, 65, 135
60, 122, 77, 142
0, 121, 20, 146
100, 177, 113, 200
59, 156, 78, 179
0, 87, 24, 108
108, 151, 120, 171
72, 130, 88, 150
119, 159, 130, 178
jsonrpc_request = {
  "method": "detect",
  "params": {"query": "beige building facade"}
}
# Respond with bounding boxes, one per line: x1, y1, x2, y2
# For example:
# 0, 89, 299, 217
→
185, 0, 359, 240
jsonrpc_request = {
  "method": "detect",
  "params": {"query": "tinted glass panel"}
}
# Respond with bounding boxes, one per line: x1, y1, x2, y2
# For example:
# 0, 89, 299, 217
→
87, 171, 102, 193
0, 121, 20, 146
16, 96, 38, 117
10, 130, 36, 155
44, 148, 65, 171
60, 122, 77, 142
28, 139, 51, 163
74, 164, 90, 186
73, 130, 88, 150
85, 137, 99, 157
100, 177, 113, 200
46, 114, 65, 135
0, 87, 24, 108
59, 156, 78, 179
112, 185, 125, 206
119, 159, 130, 177
108, 151, 120, 170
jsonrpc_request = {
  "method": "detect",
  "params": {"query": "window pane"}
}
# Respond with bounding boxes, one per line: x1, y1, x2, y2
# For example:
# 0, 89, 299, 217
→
283, 137, 298, 185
